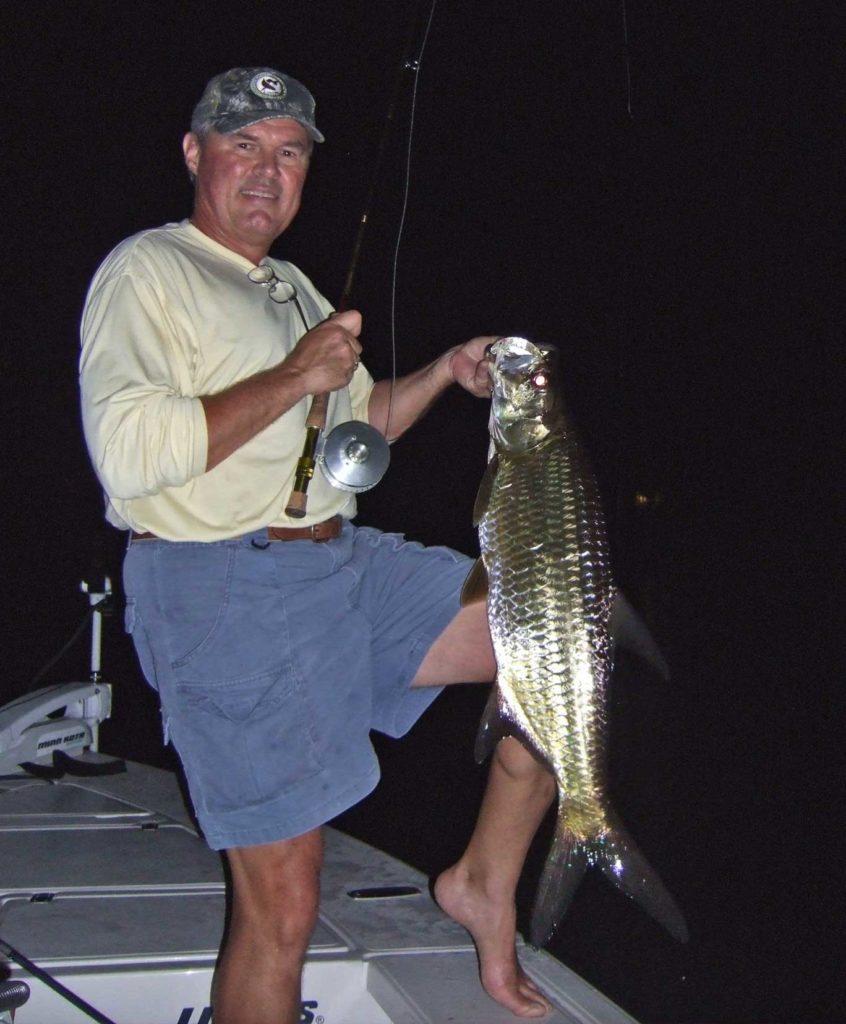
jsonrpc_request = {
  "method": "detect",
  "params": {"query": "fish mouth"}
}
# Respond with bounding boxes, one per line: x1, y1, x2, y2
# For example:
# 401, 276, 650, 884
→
489, 337, 556, 402
488, 337, 560, 452
490, 337, 553, 376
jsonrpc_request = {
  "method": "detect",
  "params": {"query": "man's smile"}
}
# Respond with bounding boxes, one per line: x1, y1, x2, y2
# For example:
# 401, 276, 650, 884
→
241, 186, 279, 200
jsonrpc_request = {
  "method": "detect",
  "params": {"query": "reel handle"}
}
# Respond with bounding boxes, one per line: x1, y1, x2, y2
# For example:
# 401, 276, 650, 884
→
284, 392, 329, 519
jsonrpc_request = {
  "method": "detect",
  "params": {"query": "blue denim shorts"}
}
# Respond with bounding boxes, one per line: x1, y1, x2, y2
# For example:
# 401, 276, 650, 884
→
123, 522, 471, 850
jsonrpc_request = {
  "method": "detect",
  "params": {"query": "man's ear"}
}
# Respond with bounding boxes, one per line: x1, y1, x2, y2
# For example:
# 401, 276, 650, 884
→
183, 132, 200, 178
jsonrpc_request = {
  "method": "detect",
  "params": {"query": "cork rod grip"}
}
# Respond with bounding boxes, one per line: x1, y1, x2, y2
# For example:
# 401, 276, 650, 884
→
284, 393, 330, 519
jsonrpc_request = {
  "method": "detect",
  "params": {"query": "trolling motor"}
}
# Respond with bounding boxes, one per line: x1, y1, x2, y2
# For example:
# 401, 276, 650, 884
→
0, 579, 114, 777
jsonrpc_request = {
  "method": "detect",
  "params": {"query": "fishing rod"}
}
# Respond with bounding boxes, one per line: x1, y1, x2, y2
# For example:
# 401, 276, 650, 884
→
284, 0, 437, 518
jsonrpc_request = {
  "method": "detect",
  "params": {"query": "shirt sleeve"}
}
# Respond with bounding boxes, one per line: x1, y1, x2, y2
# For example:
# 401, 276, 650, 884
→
349, 363, 375, 423
80, 259, 207, 501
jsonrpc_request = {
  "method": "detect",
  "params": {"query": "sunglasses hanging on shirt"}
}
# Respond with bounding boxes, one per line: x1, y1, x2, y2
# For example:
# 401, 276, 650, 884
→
247, 264, 310, 330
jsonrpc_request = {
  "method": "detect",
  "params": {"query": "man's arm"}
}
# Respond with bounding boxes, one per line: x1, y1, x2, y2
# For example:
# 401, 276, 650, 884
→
367, 335, 496, 442
81, 254, 362, 498
201, 309, 362, 470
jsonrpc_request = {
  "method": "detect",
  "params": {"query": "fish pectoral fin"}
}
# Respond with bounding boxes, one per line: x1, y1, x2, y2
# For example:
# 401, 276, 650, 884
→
610, 589, 671, 680
460, 558, 489, 606
472, 453, 499, 525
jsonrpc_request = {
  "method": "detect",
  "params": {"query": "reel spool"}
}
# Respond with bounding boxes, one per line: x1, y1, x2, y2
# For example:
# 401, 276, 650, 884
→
318, 421, 390, 493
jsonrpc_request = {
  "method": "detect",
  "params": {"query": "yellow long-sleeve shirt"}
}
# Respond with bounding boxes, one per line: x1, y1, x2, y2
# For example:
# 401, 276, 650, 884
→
80, 220, 373, 540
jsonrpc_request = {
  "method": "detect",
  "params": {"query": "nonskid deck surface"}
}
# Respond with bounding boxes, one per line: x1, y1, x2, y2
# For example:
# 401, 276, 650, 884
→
0, 758, 636, 1023
0, 757, 472, 962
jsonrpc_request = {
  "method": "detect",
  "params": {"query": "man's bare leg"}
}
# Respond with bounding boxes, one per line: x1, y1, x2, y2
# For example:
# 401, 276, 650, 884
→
414, 603, 557, 1018
213, 829, 323, 1024
435, 735, 556, 1017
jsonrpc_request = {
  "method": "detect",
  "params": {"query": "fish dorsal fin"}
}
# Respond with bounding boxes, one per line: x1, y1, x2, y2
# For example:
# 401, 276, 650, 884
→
611, 589, 670, 680
474, 684, 552, 771
472, 453, 499, 525
460, 558, 488, 606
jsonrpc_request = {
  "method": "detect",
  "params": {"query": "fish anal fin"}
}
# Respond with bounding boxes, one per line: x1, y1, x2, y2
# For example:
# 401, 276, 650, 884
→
473, 685, 550, 770
611, 589, 671, 680
460, 558, 488, 607
474, 686, 510, 763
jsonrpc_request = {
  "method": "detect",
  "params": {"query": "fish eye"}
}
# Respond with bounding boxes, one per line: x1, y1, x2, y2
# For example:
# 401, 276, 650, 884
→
531, 371, 549, 389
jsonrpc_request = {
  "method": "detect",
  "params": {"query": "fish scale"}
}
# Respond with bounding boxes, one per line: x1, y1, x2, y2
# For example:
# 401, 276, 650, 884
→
468, 337, 688, 948
483, 438, 610, 824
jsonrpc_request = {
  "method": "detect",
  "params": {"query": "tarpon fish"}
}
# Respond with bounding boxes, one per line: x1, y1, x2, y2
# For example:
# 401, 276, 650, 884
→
462, 336, 688, 947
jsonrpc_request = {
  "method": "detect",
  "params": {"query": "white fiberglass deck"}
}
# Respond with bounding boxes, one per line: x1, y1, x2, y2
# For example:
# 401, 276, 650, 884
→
0, 757, 636, 1024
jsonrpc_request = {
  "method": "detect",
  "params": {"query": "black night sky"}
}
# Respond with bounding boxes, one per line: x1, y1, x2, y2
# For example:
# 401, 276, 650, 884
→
2, 3, 839, 1022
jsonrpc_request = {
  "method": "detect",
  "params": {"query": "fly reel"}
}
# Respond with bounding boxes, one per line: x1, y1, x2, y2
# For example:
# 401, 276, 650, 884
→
318, 420, 390, 493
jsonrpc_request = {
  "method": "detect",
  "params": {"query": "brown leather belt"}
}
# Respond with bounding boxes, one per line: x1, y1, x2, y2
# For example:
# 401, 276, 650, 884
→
266, 516, 343, 542
131, 515, 344, 544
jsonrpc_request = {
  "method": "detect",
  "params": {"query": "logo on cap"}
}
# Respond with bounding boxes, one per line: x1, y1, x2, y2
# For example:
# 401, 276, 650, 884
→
251, 73, 286, 100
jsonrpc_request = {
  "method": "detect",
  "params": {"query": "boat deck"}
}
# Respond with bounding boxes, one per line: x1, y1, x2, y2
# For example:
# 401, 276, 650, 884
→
1, 756, 636, 1023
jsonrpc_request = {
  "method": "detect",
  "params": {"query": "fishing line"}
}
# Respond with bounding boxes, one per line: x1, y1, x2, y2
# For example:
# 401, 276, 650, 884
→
386, 0, 438, 441
621, 0, 633, 117
618, 0, 636, 478
284, 3, 437, 515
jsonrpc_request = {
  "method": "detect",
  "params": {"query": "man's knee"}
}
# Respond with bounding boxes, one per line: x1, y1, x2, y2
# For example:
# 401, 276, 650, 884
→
226, 829, 323, 946
494, 736, 555, 791
413, 601, 496, 686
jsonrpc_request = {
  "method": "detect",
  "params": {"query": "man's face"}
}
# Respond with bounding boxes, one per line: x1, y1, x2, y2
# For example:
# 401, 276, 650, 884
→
183, 118, 312, 261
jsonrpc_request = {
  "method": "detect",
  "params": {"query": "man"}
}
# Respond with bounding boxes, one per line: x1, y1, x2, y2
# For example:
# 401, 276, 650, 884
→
80, 67, 555, 1022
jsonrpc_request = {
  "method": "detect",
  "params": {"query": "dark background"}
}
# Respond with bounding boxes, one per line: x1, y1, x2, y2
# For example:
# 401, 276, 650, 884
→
2, 3, 839, 1022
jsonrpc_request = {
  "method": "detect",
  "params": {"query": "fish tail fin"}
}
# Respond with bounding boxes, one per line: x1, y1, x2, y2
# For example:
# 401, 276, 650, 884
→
529, 810, 689, 947
595, 818, 689, 944
529, 822, 588, 948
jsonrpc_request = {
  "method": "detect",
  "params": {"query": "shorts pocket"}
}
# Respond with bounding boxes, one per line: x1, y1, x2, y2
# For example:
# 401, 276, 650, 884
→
124, 597, 160, 694
172, 664, 324, 816
159, 545, 236, 670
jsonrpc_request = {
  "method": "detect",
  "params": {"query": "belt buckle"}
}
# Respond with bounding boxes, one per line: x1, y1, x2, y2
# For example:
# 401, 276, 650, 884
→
311, 520, 332, 542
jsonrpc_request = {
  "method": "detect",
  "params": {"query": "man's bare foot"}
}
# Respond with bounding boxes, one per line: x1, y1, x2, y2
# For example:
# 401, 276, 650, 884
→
434, 864, 552, 1018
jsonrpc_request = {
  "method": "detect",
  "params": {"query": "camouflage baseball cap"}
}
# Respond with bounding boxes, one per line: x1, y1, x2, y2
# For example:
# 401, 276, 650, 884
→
191, 67, 325, 142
